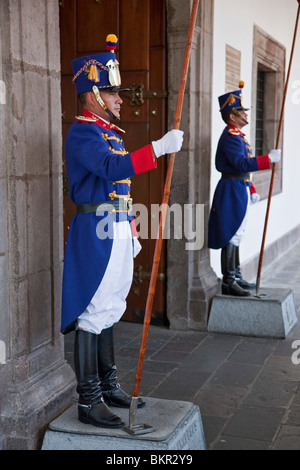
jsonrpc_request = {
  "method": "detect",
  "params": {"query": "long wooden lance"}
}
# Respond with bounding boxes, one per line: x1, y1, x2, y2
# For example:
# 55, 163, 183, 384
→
256, 1, 300, 295
124, 0, 200, 434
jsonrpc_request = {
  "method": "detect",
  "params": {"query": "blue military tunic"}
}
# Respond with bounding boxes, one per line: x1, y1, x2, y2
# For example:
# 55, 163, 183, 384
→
208, 125, 270, 249
61, 110, 156, 332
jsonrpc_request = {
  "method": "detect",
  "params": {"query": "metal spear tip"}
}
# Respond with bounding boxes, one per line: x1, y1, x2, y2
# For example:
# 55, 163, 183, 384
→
123, 396, 155, 435
254, 278, 270, 299
129, 396, 138, 428
255, 278, 260, 296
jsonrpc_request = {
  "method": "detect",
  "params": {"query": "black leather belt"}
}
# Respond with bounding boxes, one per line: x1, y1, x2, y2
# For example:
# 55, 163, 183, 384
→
222, 173, 250, 181
76, 198, 133, 214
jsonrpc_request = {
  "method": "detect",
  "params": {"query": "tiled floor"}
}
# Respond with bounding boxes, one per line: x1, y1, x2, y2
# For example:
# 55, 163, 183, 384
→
64, 243, 300, 450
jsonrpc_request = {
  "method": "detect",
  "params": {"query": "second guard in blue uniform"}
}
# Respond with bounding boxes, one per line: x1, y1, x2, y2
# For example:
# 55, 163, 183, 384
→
208, 83, 281, 296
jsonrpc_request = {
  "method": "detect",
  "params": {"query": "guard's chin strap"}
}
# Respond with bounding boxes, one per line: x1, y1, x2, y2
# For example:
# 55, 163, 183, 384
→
92, 86, 119, 121
232, 108, 248, 125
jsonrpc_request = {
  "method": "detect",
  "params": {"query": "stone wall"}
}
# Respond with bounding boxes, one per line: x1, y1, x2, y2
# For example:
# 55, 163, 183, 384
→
166, 0, 219, 331
0, 0, 75, 450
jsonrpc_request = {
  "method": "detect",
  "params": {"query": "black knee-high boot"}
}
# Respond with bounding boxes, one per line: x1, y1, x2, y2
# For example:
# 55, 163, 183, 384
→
221, 243, 250, 296
234, 246, 255, 289
97, 326, 145, 408
74, 329, 124, 428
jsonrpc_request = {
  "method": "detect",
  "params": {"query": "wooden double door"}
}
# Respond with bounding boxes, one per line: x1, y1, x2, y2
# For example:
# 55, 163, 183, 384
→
59, 0, 168, 325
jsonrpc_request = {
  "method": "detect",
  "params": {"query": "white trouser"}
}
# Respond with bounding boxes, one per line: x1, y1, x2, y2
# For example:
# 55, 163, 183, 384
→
77, 221, 134, 334
230, 188, 250, 247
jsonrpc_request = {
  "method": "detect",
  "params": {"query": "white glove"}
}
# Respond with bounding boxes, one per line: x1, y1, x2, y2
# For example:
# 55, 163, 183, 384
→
251, 193, 260, 204
151, 129, 184, 158
269, 149, 281, 163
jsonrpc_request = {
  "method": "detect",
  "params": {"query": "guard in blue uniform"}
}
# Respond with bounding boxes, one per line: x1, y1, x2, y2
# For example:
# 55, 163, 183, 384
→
62, 35, 183, 428
208, 82, 281, 296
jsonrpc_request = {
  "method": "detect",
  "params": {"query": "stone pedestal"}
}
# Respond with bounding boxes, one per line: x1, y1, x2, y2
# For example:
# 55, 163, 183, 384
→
42, 398, 206, 450
208, 288, 298, 338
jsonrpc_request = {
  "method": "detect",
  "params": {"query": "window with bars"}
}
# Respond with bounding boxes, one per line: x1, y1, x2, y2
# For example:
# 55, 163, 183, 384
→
255, 70, 265, 157
251, 26, 285, 199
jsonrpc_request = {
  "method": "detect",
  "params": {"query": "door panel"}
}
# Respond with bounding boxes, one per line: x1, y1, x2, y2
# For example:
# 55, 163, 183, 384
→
120, 71, 149, 122
119, 0, 149, 71
77, 0, 119, 53
59, 0, 76, 75
60, 0, 168, 325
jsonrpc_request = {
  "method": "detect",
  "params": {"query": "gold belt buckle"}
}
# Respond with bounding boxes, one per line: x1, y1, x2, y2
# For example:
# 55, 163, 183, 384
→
124, 197, 133, 212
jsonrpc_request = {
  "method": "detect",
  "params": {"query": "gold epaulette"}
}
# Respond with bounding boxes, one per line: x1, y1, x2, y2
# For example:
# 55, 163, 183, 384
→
75, 115, 99, 123
111, 123, 126, 135
228, 128, 240, 136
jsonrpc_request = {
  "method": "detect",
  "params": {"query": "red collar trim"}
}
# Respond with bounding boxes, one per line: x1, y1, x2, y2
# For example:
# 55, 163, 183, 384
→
228, 124, 245, 136
81, 110, 125, 134
82, 110, 112, 131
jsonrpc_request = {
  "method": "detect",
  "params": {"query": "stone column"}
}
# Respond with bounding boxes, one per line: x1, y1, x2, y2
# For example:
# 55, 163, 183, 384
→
0, 1, 75, 450
167, 0, 220, 330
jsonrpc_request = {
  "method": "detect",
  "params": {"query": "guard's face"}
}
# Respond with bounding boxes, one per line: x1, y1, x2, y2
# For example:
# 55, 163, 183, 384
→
239, 110, 248, 126
231, 109, 248, 128
101, 90, 123, 120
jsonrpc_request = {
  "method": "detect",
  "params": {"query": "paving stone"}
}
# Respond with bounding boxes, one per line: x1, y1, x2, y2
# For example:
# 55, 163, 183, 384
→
243, 377, 298, 408
228, 338, 278, 365
150, 366, 211, 401
211, 361, 261, 388
194, 383, 246, 419
212, 435, 271, 450
260, 356, 300, 382
201, 415, 227, 448
271, 425, 300, 450
282, 404, 300, 427
222, 405, 286, 441
292, 386, 300, 406
150, 349, 190, 363
142, 360, 178, 374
